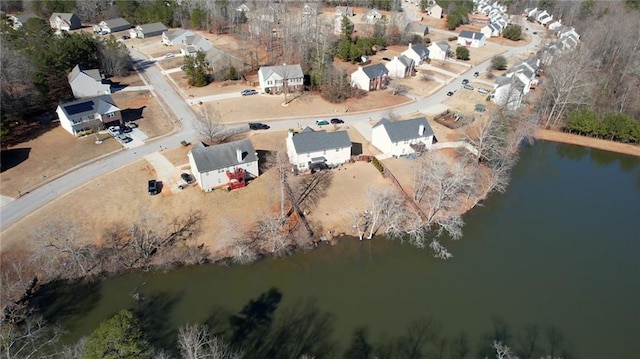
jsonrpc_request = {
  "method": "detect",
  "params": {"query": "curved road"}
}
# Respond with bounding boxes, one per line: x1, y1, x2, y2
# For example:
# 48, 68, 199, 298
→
0, 29, 542, 231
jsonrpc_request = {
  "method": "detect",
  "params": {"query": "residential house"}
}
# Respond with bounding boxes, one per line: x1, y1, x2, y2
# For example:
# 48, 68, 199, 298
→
366, 8, 383, 23
8, 13, 39, 29
188, 140, 259, 192
492, 75, 527, 110
49, 13, 81, 31
428, 41, 451, 61
401, 43, 430, 66
548, 20, 562, 30
524, 7, 538, 18
333, 15, 353, 35
336, 6, 354, 17
302, 3, 319, 17
258, 64, 304, 94
458, 30, 486, 47
94, 17, 131, 33
557, 26, 580, 41
181, 34, 235, 69
67, 64, 111, 99
162, 29, 195, 46
385, 55, 415, 78
56, 95, 121, 136
405, 22, 429, 36
235, 3, 251, 12
350, 64, 389, 91
130, 22, 168, 38
286, 127, 352, 170
371, 117, 435, 157
427, 4, 443, 19
536, 10, 553, 26
481, 22, 501, 38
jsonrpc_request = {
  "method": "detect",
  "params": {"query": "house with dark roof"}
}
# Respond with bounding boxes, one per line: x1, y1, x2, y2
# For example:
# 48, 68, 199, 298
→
458, 30, 486, 47
350, 63, 389, 91
49, 12, 81, 31
371, 117, 435, 156
162, 29, 195, 46
258, 64, 304, 94
68, 64, 111, 99
405, 22, 429, 36
94, 17, 131, 33
385, 55, 415, 78
180, 34, 237, 69
130, 22, 167, 38
480, 22, 501, 38
56, 95, 121, 136
428, 41, 451, 60
286, 127, 352, 170
401, 43, 430, 65
492, 75, 527, 110
188, 139, 259, 192
8, 13, 39, 29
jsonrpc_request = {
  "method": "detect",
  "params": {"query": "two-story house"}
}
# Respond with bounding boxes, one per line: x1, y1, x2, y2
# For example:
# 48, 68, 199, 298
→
49, 12, 81, 31
188, 139, 259, 192
401, 43, 430, 66
67, 64, 111, 99
130, 22, 167, 39
56, 95, 121, 136
371, 117, 435, 157
428, 41, 451, 61
258, 64, 304, 94
286, 127, 352, 170
350, 64, 389, 91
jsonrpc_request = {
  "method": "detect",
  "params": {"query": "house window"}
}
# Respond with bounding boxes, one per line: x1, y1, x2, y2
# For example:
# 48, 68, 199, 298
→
106, 112, 115, 118
336, 148, 339, 152
267, 80, 273, 85
323, 150, 326, 155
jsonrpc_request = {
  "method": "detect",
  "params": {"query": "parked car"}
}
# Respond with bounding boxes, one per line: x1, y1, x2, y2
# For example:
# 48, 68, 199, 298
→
473, 71, 479, 77
148, 180, 158, 195
382, 57, 391, 61
446, 91, 454, 96
120, 125, 132, 133
164, 53, 174, 58
330, 118, 344, 124
108, 126, 121, 137
241, 89, 258, 96
461, 79, 470, 85
181, 173, 194, 184
477, 88, 490, 94
121, 35, 130, 40
126, 122, 138, 129
533, 31, 538, 35
316, 120, 329, 126
117, 134, 133, 143
249, 122, 270, 130
463, 84, 474, 90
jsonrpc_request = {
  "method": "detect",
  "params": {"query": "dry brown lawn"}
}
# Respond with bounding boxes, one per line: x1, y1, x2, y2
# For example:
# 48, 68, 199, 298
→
110, 71, 145, 87
430, 59, 470, 74
110, 91, 174, 138
163, 143, 194, 167
0, 126, 121, 197
169, 73, 251, 99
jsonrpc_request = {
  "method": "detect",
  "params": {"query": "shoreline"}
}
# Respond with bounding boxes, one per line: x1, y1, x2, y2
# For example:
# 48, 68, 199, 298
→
534, 129, 640, 157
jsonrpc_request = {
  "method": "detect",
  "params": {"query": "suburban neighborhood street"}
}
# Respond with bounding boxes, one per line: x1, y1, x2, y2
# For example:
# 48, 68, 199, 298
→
0, 29, 542, 231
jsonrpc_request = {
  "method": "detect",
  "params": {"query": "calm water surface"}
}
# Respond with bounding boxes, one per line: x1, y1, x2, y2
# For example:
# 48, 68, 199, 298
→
47, 142, 640, 358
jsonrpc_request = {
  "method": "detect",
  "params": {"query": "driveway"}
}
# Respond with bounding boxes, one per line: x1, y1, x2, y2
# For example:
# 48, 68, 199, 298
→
144, 152, 183, 192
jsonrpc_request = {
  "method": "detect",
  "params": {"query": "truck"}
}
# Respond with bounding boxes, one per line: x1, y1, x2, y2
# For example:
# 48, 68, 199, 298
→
148, 180, 158, 195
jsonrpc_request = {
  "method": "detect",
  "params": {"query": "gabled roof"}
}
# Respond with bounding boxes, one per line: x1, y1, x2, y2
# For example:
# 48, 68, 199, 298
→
137, 22, 167, 34
366, 8, 382, 17
291, 128, 351, 154
405, 21, 428, 35
58, 95, 119, 121
373, 117, 434, 142
164, 28, 194, 41
434, 40, 451, 52
259, 64, 304, 80
507, 63, 534, 79
102, 17, 130, 29
190, 139, 257, 173
397, 55, 414, 67
49, 12, 77, 23
68, 64, 103, 83
459, 30, 485, 40
406, 43, 429, 58
336, 6, 354, 16
360, 63, 388, 79
13, 13, 39, 24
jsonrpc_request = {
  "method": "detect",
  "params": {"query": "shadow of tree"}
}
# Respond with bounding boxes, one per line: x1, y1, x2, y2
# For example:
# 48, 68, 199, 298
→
228, 287, 282, 352
351, 142, 363, 156
121, 106, 146, 122
1, 147, 31, 172
30, 278, 102, 330
131, 291, 183, 353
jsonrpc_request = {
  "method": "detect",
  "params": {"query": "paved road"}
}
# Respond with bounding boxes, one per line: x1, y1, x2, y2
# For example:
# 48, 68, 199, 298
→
0, 29, 542, 231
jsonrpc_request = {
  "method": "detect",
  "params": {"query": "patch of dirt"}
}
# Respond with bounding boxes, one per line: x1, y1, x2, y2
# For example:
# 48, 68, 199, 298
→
110, 71, 145, 87
163, 143, 194, 167
535, 129, 640, 157
110, 91, 174, 138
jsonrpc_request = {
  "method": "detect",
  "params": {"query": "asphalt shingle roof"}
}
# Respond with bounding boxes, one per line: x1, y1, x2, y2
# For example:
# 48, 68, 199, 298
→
259, 64, 304, 80
459, 30, 485, 40
59, 95, 119, 121
292, 128, 351, 154
138, 22, 167, 34
103, 17, 130, 29
374, 117, 434, 143
361, 63, 388, 79
190, 139, 257, 173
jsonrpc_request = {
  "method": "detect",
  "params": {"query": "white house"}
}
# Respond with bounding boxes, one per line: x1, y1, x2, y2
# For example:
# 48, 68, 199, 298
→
350, 64, 389, 92
492, 75, 527, 110
130, 22, 167, 39
94, 17, 131, 33
49, 12, 81, 31
286, 127, 352, 170
188, 139, 259, 192
405, 22, 429, 36
162, 29, 195, 46
371, 117, 435, 157
365, 8, 383, 23
56, 95, 121, 136
458, 30, 486, 47
481, 22, 501, 38
401, 43, 430, 65
385, 55, 414, 78
8, 13, 39, 29
548, 19, 562, 31
427, 4, 443, 19
428, 41, 451, 60
336, 6, 354, 17
258, 64, 304, 94
536, 10, 553, 25
67, 64, 111, 99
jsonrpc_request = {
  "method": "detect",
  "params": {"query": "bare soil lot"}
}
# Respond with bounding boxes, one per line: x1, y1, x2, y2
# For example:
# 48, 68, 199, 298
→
0, 126, 121, 197
110, 71, 145, 87
110, 91, 174, 138
430, 59, 470, 75
168, 73, 251, 99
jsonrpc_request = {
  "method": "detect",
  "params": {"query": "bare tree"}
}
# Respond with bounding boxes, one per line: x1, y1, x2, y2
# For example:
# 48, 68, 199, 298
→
194, 110, 247, 145
32, 220, 96, 278
255, 212, 290, 256
363, 187, 407, 240
178, 323, 243, 359
0, 312, 63, 359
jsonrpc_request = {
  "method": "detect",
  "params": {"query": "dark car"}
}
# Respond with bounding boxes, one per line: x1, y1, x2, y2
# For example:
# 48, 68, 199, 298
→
533, 31, 538, 35
241, 89, 258, 96
249, 122, 270, 130
473, 71, 479, 77
382, 57, 391, 61
121, 35, 130, 40
330, 118, 344, 124
181, 173, 194, 184
120, 125, 132, 133
447, 91, 454, 96
462, 79, 470, 85
148, 180, 158, 195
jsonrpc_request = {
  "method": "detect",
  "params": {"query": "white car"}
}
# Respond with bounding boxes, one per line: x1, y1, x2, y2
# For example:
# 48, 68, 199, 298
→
477, 88, 490, 94
164, 53, 175, 58
108, 126, 121, 137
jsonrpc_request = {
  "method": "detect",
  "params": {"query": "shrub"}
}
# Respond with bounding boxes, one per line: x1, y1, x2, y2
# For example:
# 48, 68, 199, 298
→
371, 157, 385, 174
491, 55, 507, 70
455, 46, 470, 60
448, 36, 458, 41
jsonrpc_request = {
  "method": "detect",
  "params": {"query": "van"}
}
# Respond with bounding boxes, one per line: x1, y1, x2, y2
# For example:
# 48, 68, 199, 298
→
477, 88, 490, 94
463, 84, 474, 90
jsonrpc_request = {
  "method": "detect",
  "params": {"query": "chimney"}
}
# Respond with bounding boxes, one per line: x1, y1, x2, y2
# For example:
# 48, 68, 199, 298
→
408, 42, 412, 48
419, 124, 425, 136
236, 148, 243, 163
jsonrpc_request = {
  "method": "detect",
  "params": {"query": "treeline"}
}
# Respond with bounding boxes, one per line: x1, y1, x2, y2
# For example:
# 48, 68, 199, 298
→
565, 110, 640, 143
2, 287, 573, 358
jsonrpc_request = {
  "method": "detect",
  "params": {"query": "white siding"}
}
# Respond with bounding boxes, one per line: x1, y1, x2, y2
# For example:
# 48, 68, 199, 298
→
57, 106, 74, 135
371, 125, 434, 157
286, 135, 351, 169
189, 151, 259, 192
350, 67, 371, 91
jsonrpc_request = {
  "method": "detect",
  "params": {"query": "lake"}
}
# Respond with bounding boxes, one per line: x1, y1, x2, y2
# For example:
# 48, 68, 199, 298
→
44, 142, 640, 358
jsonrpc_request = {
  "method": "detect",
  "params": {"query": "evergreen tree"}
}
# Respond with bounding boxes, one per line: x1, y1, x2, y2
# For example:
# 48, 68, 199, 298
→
83, 310, 150, 359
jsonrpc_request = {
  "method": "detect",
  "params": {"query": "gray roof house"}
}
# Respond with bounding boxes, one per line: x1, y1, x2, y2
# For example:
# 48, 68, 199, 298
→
405, 21, 429, 36
131, 22, 168, 38
49, 12, 81, 31
67, 64, 111, 99
351, 63, 389, 92
372, 117, 435, 156
95, 17, 131, 33
401, 42, 430, 65
181, 34, 238, 70
336, 6, 355, 16
258, 64, 305, 93
9, 13, 39, 29
286, 127, 352, 170
188, 139, 259, 192
162, 29, 195, 46
56, 95, 122, 136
